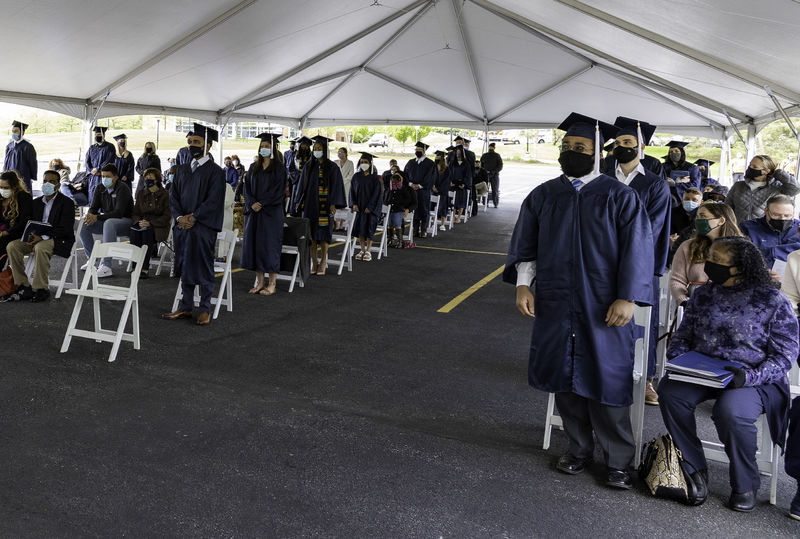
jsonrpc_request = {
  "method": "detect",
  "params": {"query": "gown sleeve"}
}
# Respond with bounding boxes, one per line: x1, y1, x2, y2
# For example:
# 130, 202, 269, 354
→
503, 191, 539, 284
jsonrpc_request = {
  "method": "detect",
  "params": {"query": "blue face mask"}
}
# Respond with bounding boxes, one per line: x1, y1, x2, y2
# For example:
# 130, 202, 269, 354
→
11, 132, 20, 141
168, 173, 175, 183
683, 200, 699, 212
41, 182, 56, 196
102, 176, 113, 189
259, 148, 272, 158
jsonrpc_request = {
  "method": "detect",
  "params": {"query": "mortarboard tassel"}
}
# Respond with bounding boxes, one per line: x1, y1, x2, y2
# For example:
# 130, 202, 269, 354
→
637, 121, 644, 160
593, 121, 601, 176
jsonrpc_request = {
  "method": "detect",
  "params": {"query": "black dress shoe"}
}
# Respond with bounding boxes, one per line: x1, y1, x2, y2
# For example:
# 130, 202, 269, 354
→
688, 470, 708, 506
606, 468, 633, 489
728, 490, 756, 512
30, 288, 50, 303
556, 453, 592, 475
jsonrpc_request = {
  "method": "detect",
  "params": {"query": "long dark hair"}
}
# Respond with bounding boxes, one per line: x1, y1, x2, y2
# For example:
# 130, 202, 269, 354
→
252, 141, 284, 173
712, 236, 775, 289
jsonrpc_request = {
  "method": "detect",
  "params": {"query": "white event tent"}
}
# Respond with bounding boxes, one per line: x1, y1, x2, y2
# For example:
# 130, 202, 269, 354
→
1, 0, 799, 176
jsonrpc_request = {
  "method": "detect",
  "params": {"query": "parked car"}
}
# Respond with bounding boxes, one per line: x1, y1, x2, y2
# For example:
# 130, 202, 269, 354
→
368, 133, 389, 147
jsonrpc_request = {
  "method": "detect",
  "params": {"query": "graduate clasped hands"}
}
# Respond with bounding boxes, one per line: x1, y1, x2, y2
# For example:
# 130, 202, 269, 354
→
177, 213, 195, 230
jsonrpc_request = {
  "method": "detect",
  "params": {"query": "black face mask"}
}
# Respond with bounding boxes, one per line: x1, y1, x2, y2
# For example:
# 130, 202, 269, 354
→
298, 148, 310, 159
745, 167, 763, 181
189, 145, 204, 159
145, 147, 152, 154
613, 146, 638, 164
95, 135, 103, 143
145, 179, 155, 188
415, 151, 423, 158
704, 261, 733, 284
769, 218, 793, 232
559, 151, 594, 178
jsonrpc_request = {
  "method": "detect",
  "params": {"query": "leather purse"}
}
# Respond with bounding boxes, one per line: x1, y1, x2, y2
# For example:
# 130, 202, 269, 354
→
0, 255, 18, 297
639, 433, 700, 505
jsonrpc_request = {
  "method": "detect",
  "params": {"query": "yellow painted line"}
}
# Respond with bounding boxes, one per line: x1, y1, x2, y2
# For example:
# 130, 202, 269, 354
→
437, 264, 505, 313
416, 245, 506, 256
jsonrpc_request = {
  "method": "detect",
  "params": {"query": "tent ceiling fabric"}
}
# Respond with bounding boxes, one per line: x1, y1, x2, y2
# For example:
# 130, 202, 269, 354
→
1, 0, 798, 137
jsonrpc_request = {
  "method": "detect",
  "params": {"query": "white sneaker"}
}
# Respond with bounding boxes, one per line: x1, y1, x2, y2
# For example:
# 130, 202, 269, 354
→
95, 265, 113, 278
80, 262, 91, 271
439, 225, 446, 231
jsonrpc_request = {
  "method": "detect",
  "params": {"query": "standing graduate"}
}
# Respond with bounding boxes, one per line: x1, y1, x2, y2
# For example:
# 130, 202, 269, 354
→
663, 140, 702, 206
404, 141, 436, 238
84, 126, 116, 205
602, 116, 665, 180
610, 116, 672, 405
433, 150, 451, 230
505, 112, 653, 489
3, 121, 37, 192
449, 145, 473, 223
284, 139, 298, 201
113, 134, 135, 191
174, 132, 194, 166
295, 135, 346, 275
162, 123, 225, 326
289, 136, 313, 215
241, 133, 287, 296
350, 152, 382, 261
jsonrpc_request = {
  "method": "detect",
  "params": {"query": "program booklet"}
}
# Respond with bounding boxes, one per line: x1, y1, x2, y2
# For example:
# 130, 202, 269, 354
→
22, 221, 53, 242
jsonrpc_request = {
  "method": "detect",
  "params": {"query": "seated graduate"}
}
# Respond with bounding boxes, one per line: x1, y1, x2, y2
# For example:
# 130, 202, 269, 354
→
670, 202, 742, 305
740, 194, 800, 279
3, 170, 74, 302
505, 112, 653, 491
432, 150, 450, 230
449, 145, 473, 223
0, 170, 33, 258
162, 123, 225, 326
79, 163, 133, 278
129, 168, 171, 279
241, 133, 286, 296
659, 236, 799, 512
350, 152, 382, 261
383, 170, 417, 249
294, 135, 346, 276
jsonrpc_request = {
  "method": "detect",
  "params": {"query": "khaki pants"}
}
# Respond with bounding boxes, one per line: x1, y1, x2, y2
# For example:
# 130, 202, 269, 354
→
7, 239, 55, 290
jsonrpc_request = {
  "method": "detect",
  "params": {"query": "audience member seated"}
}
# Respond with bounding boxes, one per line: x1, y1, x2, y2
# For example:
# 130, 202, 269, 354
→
50, 158, 71, 184
0, 171, 33, 258
129, 168, 170, 279
3, 170, 75, 302
659, 236, 799, 512
671, 187, 702, 238
382, 159, 399, 190
384, 171, 417, 249
726, 154, 800, 224
79, 164, 133, 278
740, 194, 800, 278
670, 202, 742, 304
702, 184, 728, 202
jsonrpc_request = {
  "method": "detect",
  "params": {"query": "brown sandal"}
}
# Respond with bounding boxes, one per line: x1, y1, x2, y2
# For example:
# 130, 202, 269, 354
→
248, 286, 264, 294
259, 284, 276, 296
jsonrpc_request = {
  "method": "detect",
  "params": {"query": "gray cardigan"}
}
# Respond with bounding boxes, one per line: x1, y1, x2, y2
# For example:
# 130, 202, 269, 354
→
726, 169, 799, 224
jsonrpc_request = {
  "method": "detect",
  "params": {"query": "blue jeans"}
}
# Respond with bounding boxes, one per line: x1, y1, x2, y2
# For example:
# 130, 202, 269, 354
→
80, 217, 134, 266
60, 184, 89, 206
388, 212, 404, 227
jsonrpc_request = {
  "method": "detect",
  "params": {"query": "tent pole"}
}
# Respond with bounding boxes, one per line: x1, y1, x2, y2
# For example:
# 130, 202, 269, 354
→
483, 121, 488, 154
722, 109, 747, 147
78, 104, 91, 172
764, 85, 800, 176
745, 123, 757, 167
719, 137, 730, 186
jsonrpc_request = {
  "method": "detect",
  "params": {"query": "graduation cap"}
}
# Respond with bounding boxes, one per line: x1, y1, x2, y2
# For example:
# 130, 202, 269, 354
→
604, 141, 614, 153
311, 135, 332, 153
11, 120, 28, 133
434, 150, 446, 157
558, 112, 617, 175
461, 137, 471, 144
256, 132, 281, 143
665, 140, 689, 149
694, 159, 715, 167
613, 117, 657, 146
359, 152, 375, 162
445, 146, 455, 152
192, 122, 219, 143
92, 126, 108, 134
113, 134, 127, 142
295, 136, 313, 147
414, 141, 429, 151
185, 131, 194, 138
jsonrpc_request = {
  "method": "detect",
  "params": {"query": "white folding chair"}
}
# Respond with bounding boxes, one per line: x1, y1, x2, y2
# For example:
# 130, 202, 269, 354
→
461, 189, 472, 224
328, 209, 356, 275
60, 241, 147, 363
154, 225, 175, 277
427, 194, 440, 237
349, 204, 389, 260
23, 218, 83, 299
446, 192, 456, 230
402, 210, 415, 243
655, 271, 674, 379
170, 229, 237, 319
543, 305, 652, 468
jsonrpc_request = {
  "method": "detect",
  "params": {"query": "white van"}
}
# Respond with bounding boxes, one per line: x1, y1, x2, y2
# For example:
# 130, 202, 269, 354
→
368, 133, 389, 147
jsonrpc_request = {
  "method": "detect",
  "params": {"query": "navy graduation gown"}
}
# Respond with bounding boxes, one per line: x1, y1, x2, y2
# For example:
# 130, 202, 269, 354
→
450, 159, 473, 209
175, 147, 192, 166
404, 157, 436, 224
241, 162, 287, 273
350, 171, 382, 239
664, 161, 702, 204
84, 142, 116, 204
170, 160, 225, 287
297, 159, 346, 242
3, 139, 37, 191
504, 174, 654, 407
434, 167, 451, 217
628, 168, 672, 377
115, 152, 135, 190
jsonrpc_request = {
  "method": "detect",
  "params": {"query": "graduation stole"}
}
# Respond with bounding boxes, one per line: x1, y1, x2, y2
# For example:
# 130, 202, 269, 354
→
317, 162, 329, 228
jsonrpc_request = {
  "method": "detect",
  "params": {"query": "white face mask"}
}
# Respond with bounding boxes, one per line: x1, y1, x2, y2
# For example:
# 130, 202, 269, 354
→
233, 160, 239, 166
359, 163, 370, 171
313, 150, 324, 159
0, 188, 11, 198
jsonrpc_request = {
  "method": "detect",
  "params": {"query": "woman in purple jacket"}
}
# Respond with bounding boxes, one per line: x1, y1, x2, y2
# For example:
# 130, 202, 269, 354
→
659, 236, 799, 512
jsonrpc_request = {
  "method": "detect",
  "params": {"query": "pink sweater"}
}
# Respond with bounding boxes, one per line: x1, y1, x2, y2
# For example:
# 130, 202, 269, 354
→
670, 240, 709, 304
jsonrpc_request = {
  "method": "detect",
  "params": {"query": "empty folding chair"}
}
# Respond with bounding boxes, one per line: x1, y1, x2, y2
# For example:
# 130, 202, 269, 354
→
542, 306, 652, 467
170, 229, 238, 319
60, 241, 147, 363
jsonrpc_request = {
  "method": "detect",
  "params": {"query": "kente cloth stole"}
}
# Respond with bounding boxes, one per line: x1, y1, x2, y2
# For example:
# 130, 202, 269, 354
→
318, 163, 329, 228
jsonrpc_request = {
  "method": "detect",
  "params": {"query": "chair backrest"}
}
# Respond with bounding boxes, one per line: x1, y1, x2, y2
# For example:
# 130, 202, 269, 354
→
632, 305, 652, 382
80, 240, 147, 290
215, 229, 238, 268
